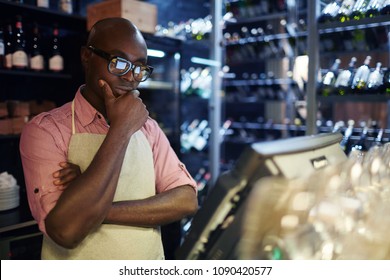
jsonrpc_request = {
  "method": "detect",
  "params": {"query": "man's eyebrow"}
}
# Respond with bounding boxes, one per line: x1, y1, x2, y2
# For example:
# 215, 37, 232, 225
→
107, 49, 147, 64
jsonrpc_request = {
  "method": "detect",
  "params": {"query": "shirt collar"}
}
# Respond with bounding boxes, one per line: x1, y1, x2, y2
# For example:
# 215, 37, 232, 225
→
74, 85, 107, 128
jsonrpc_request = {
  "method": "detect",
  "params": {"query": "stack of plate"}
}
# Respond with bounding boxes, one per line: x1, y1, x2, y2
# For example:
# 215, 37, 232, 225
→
0, 172, 20, 211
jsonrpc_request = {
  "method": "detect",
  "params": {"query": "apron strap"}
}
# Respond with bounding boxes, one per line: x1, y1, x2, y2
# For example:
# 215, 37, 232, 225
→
71, 100, 76, 135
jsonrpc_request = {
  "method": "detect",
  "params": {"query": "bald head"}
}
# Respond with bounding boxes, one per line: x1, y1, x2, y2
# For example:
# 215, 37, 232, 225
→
87, 17, 146, 49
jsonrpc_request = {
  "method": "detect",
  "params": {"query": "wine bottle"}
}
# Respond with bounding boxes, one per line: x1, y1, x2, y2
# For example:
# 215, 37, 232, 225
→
334, 57, 356, 95
180, 68, 193, 95
351, 56, 371, 91
364, 27, 380, 50
187, 119, 208, 151
380, 0, 390, 14
297, 18, 307, 55
340, 119, 355, 153
366, 62, 383, 91
4, 24, 13, 70
352, 28, 368, 51
0, 29, 4, 69
48, 24, 64, 72
340, 30, 354, 51
197, 172, 211, 205
318, 0, 342, 23
332, 120, 346, 133
220, 119, 233, 142
382, 68, 390, 95
257, 0, 270, 15
320, 58, 341, 96
273, 0, 287, 12
29, 22, 45, 72
264, 23, 281, 57
371, 127, 384, 147
350, 122, 369, 152
350, 0, 372, 20
193, 125, 211, 152
365, 0, 386, 17
256, 27, 268, 60
280, 18, 296, 57
335, 0, 356, 22
240, 26, 257, 59
180, 119, 199, 151
12, 15, 28, 70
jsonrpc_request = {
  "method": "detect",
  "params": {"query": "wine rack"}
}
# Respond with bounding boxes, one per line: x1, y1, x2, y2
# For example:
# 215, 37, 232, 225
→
0, 0, 87, 260
221, 0, 308, 165
314, 0, 390, 153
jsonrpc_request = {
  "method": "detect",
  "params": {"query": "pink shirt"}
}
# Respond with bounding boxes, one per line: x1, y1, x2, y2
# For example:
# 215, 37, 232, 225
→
20, 87, 196, 234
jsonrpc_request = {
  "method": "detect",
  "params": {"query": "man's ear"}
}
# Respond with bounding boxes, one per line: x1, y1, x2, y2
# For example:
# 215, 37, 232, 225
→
80, 46, 90, 69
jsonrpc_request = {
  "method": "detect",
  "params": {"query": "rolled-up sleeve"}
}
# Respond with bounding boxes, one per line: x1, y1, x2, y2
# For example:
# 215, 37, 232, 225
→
19, 115, 68, 234
142, 119, 197, 194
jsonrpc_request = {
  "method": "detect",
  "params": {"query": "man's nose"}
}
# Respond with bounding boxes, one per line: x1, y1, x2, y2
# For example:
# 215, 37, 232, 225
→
121, 69, 137, 83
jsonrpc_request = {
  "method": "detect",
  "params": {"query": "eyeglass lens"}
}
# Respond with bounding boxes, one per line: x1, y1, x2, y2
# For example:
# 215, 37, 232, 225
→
109, 58, 150, 81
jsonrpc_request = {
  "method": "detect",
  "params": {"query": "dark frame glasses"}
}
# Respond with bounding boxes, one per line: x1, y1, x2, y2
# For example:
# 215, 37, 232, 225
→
87, 45, 153, 82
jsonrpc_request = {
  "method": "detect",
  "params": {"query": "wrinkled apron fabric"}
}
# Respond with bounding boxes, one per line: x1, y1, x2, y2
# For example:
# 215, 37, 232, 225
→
42, 100, 164, 260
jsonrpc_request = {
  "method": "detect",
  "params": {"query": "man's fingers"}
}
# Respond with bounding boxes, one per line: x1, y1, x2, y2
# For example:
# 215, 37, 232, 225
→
131, 90, 140, 98
99, 79, 115, 104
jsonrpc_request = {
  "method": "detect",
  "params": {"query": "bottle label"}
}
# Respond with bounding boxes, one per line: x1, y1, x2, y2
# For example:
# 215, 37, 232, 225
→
5, 54, 12, 69
0, 42, 4, 55
49, 54, 64, 71
30, 54, 44, 71
59, 0, 73, 13
37, 0, 49, 8
12, 50, 28, 68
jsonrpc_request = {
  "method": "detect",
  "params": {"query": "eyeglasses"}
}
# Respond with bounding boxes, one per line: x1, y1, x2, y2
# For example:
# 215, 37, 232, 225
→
87, 45, 153, 82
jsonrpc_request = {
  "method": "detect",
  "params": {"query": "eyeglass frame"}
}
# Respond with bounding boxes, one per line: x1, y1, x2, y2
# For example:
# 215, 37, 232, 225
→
87, 45, 154, 82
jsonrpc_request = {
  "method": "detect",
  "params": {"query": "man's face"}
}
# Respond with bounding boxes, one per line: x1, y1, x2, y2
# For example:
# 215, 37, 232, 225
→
85, 32, 148, 100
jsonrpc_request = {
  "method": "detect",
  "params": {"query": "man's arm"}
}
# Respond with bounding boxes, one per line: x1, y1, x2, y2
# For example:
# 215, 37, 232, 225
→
105, 185, 197, 227
45, 80, 149, 249
53, 166, 197, 227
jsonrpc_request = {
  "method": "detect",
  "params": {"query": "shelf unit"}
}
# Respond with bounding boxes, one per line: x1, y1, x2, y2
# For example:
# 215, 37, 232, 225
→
307, 1, 390, 143
220, 0, 307, 167
0, 1, 186, 259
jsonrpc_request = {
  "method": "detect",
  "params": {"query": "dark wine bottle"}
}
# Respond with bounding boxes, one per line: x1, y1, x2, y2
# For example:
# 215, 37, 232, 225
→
371, 127, 384, 147
350, 122, 369, 152
335, 0, 356, 22
12, 15, 28, 70
4, 24, 13, 70
48, 24, 64, 72
365, 0, 386, 17
340, 119, 355, 153
382, 68, 390, 95
29, 22, 45, 72
350, 0, 372, 20
380, 0, 390, 14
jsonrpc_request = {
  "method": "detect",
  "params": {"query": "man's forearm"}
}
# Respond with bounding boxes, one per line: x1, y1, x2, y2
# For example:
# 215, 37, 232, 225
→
104, 185, 198, 227
45, 127, 133, 249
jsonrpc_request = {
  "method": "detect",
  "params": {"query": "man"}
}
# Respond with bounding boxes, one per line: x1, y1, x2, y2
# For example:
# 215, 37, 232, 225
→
20, 17, 198, 260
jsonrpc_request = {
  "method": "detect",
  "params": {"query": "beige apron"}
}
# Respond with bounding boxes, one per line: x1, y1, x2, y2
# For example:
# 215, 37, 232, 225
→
41, 100, 164, 260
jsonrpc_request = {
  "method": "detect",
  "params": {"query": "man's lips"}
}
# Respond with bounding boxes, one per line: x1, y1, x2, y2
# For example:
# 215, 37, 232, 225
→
115, 86, 135, 95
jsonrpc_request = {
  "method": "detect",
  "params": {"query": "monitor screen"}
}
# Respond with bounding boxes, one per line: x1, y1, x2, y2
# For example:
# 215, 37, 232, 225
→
176, 132, 347, 260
